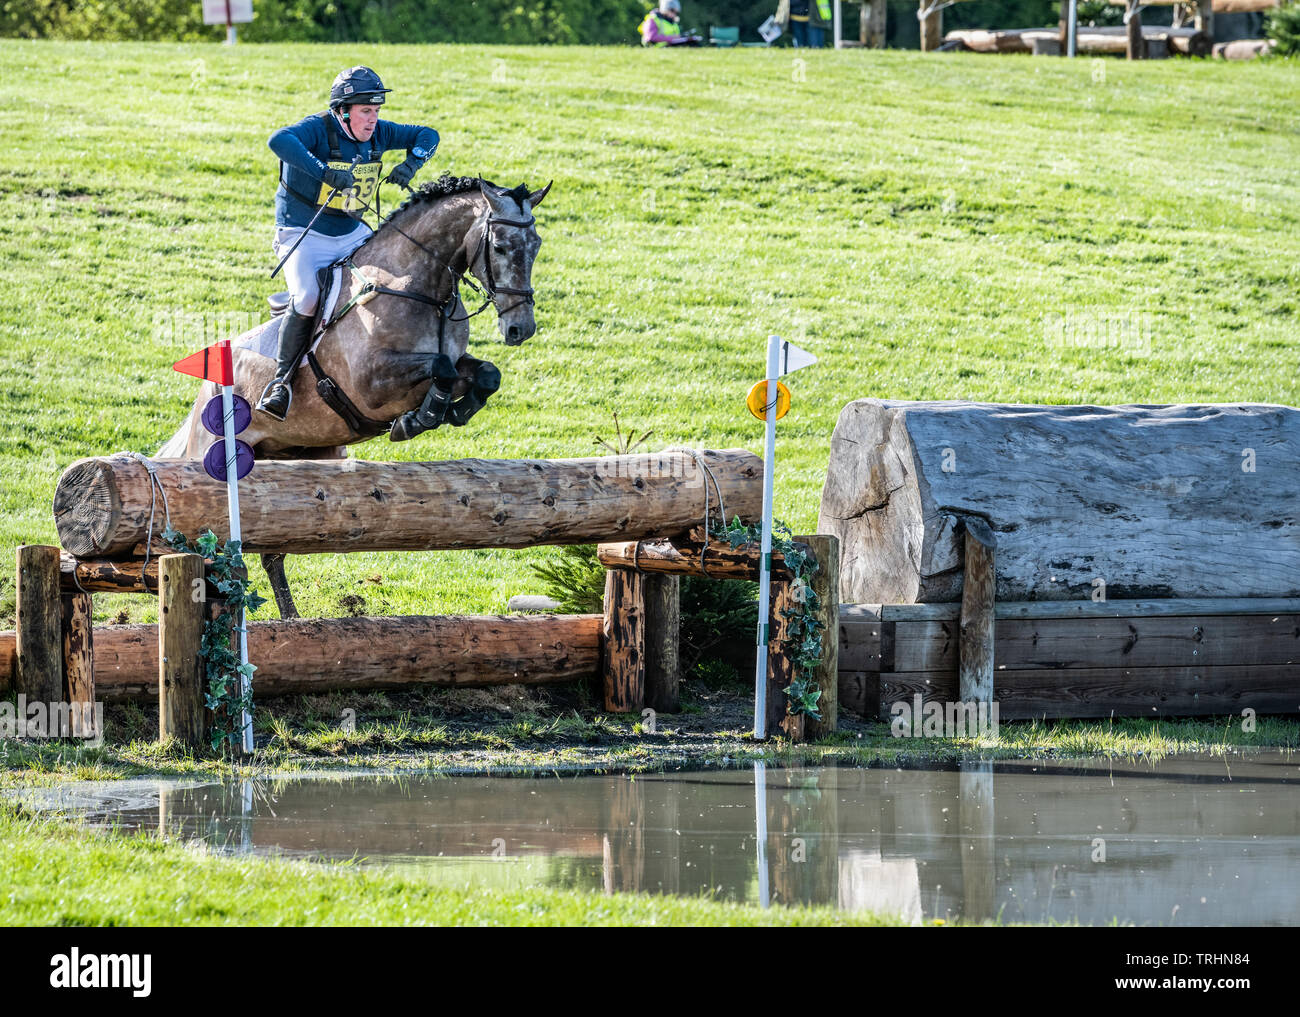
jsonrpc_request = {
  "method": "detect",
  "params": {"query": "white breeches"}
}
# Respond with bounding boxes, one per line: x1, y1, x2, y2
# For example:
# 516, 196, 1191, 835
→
272, 220, 373, 315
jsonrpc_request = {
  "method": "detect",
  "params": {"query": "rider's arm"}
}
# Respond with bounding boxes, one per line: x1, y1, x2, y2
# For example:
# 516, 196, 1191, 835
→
376, 121, 439, 166
269, 116, 330, 180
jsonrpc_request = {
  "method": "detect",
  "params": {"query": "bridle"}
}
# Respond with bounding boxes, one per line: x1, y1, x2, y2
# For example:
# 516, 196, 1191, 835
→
338, 188, 537, 325
467, 210, 537, 317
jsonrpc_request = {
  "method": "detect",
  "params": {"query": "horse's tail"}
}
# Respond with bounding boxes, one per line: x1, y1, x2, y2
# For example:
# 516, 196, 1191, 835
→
156, 400, 199, 459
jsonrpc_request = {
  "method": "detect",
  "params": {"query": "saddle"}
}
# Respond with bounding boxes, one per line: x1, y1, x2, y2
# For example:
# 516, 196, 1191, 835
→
265, 260, 394, 439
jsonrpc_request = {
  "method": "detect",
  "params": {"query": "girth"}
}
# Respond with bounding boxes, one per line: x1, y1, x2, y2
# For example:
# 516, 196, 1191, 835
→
305, 259, 454, 439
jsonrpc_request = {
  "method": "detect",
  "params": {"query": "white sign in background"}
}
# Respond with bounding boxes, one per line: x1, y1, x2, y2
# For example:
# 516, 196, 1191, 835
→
202, 0, 254, 25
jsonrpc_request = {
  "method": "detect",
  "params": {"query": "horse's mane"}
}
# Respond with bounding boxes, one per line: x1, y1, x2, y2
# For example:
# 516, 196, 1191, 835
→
380, 173, 530, 236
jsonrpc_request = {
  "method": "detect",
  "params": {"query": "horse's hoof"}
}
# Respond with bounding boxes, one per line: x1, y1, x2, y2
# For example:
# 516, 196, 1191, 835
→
389, 415, 417, 442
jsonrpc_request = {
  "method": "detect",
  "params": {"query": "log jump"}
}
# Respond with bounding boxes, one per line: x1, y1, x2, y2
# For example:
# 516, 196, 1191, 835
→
20, 445, 848, 749
54, 449, 763, 558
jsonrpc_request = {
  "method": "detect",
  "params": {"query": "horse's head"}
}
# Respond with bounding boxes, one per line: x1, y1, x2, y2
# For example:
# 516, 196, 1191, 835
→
468, 180, 550, 346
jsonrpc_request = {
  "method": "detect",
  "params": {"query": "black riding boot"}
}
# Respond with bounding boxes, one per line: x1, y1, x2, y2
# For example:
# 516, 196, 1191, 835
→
256, 305, 316, 421
390, 377, 456, 442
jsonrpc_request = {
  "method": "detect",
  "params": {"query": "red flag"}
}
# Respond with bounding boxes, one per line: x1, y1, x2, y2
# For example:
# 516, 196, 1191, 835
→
173, 340, 234, 386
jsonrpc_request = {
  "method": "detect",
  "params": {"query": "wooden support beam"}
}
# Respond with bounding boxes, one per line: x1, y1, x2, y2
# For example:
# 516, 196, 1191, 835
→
61, 592, 96, 739
643, 574, 680, 714
16, 544, 63, 706
1, 614, 604, 701
603, 570, 644, 713
802, 534, 840, 741
958, 520, 995, 707
58, 552, 236, 596
877, 664, 1300, 720
158, 553, 207, 748
597, 536, 792, 581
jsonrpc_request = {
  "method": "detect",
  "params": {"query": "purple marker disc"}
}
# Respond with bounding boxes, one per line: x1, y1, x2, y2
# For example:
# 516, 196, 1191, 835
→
201, 394, 252, 438
204, 438, 255, 482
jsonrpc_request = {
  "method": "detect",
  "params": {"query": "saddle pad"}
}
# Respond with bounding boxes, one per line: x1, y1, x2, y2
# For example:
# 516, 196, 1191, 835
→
234, 264, 344, 364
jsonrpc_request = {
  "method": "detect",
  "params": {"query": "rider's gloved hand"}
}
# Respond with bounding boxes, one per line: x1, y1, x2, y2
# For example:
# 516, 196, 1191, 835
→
387, 157, 421, 189
322, 167, 356, 191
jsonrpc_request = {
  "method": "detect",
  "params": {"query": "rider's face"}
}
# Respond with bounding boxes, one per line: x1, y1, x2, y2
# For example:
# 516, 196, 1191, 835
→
346, 104, 380, 141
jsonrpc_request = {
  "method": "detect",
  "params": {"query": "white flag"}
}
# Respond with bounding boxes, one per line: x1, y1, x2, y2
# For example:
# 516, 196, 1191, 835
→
778, 341, 817, 377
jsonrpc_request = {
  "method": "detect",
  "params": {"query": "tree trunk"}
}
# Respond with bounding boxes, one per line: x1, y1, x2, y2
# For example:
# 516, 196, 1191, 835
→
53, 450, 763, 558
818, 400, 1300, 604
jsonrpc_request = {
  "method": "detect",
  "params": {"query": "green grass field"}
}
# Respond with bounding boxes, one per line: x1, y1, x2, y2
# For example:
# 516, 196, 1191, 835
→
2, 41, 1297, 623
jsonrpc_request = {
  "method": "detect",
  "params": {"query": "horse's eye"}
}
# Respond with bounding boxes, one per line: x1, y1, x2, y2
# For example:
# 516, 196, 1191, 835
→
493, 243, 508, 255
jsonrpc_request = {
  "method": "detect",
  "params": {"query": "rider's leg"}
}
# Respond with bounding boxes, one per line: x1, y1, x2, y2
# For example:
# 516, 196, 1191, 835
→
257, 222, 370, 420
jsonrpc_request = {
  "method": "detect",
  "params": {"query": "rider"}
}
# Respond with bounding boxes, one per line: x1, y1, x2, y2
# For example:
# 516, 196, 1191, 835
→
639, 0, 700, 45
258, 66, 440, 421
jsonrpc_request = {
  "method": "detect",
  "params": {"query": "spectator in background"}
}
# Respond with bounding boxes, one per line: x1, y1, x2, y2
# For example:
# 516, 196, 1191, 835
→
640, 0, 701, 45
776, 0, 832, 47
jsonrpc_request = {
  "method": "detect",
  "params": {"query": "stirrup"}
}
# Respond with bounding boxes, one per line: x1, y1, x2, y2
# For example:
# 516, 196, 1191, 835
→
256, 377, 293, 420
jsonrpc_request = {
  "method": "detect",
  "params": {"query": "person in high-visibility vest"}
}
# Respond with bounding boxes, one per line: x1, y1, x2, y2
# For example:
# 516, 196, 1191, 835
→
777, 0, 832, 47
639, 0, 702, 46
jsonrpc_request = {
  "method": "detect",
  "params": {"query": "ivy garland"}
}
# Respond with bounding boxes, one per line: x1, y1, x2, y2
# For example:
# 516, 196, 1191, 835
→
162, 527, 266, 753
712, 516, 824, 720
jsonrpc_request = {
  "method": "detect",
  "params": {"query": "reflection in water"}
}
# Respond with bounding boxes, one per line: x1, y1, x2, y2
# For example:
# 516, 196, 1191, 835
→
15, 753, 1300, 926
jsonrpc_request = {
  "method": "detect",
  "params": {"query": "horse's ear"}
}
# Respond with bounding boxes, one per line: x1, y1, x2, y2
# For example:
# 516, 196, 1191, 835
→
478, 177, 504, 206
527, 181, 553, 210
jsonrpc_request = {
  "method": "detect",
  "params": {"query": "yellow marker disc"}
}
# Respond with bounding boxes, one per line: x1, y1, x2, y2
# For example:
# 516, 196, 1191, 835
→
746, 380, 791, 422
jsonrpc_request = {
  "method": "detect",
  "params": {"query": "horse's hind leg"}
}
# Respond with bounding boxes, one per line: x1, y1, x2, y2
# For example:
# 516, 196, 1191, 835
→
262, 553, 299, 620
259, 444, 349, 619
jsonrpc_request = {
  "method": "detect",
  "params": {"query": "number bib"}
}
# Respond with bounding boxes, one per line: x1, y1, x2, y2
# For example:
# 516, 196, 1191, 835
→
316, 160, 382, 213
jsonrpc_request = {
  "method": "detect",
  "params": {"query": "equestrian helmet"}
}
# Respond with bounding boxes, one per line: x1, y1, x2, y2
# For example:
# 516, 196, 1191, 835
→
329, 66, 391, 109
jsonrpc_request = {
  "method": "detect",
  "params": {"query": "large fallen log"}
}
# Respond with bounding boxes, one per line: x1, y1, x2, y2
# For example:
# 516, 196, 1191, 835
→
818, 400, 1300, 604
0, 614, 602, 701
53, 450, 762, 558
945, 25, 1209, 55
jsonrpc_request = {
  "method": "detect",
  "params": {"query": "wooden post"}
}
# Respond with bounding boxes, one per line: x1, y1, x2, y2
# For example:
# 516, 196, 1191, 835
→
61, 592, 96, 739
1193, 0, 1213, 44
1126, 2, 1146, 58
765, 579, 804, 740
919, 1, 943, 51
643, 574, 680, 714
802, 535, 840, 741
16, 545, 63, 706
602, 569, 644, 713
863, 0, 886, 47
958, 519, 996, 708
158, 553, 207, 747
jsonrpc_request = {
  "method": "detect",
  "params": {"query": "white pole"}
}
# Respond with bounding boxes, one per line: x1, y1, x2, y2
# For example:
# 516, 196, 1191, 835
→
833, 0, 842, 47
219, 382, 253, 754
1067, 0, 1078, 55
755, 762, 770, 907
753, 334, 781, 740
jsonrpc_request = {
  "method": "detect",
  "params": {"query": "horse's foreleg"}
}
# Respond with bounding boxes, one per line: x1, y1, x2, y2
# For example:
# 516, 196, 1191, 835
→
261, 553, 299, 620
446, 356, 501, 427
389, 353, 461, 442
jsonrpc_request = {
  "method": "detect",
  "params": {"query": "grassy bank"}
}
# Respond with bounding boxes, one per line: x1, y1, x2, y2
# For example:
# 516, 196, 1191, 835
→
3, 679, 1296, 786
0, 802, 897, 925
2, 42, 1298, 622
